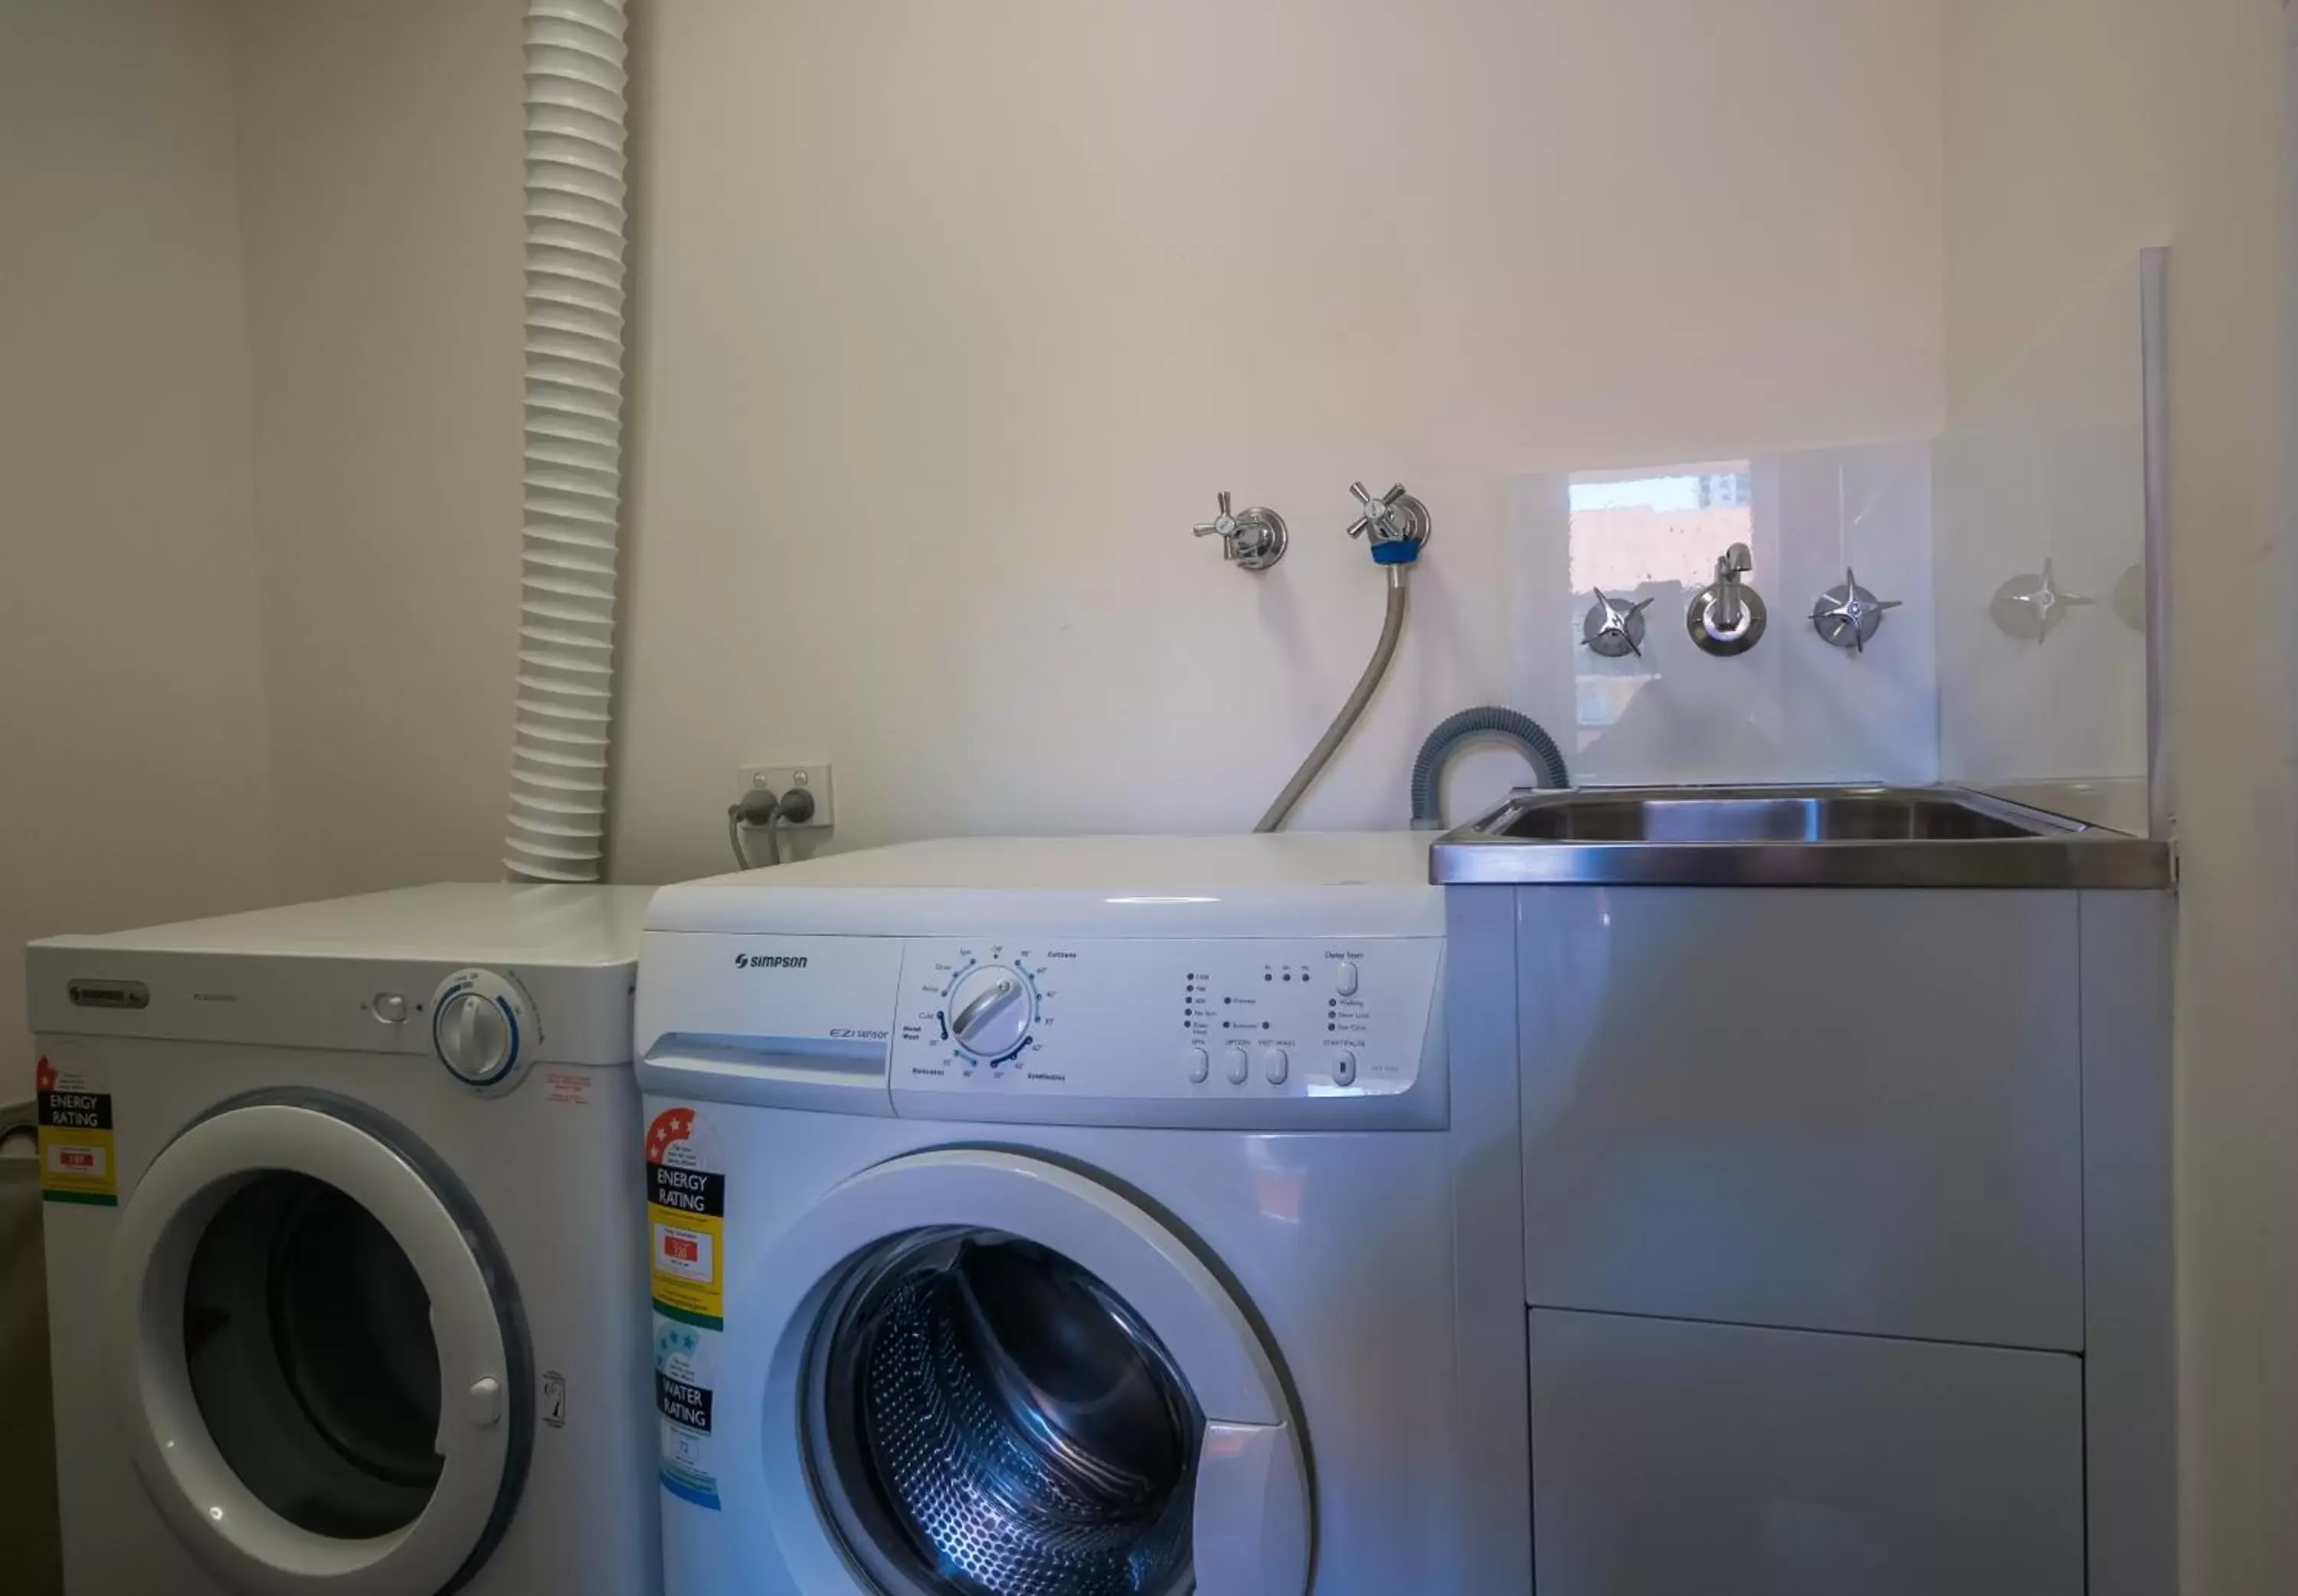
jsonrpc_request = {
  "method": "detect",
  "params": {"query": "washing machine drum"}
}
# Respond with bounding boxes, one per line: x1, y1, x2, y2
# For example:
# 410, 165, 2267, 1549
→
105, 1091, 531, 1596
815, 1230, 1200, 1596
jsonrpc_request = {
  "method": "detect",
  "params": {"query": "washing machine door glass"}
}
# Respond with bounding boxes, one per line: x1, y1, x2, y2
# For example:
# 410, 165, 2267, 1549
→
106, 1092, 531, 1596
753, 1150, 1311, 1596
815, 1229, 1200, 1596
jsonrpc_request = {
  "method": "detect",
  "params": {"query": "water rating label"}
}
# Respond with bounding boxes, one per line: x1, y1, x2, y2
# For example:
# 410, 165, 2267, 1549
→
655, 1316, 722, 1511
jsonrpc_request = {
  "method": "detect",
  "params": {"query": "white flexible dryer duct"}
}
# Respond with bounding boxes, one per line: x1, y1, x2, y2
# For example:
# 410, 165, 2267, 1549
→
504, 0, 630, 882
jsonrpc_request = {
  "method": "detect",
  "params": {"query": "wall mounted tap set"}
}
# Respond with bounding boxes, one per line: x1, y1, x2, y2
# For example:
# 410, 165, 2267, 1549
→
1186, 482, 1570, 829
1583, 541, 1913, 662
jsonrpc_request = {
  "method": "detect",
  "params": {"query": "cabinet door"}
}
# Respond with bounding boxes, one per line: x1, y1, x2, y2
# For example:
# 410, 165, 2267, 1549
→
1529, 1310, 2085, 1596
1518, 887, 2082, 1349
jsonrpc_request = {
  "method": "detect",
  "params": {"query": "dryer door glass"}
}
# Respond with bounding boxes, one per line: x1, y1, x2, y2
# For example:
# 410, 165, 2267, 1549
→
108, 1093, 530, 1596
809, 1228, 1201, 1596
182, 1171, 444, 1536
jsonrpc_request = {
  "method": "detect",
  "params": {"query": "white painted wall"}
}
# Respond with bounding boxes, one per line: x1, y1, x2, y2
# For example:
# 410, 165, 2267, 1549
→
0, 0, 279, 1097
0, 0, 1949, 1061
608, 0, 1946, 881
1943, 3, 2298, 1591
226, 0, 528, 902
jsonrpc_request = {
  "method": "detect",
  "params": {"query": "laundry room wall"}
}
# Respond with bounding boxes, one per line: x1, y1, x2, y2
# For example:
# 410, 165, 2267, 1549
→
0, 0, 280, 1097
173, 2, 1945, 888
604, 0, 1948, 881
1943, 2, 2298, 1591
225, 0, 529, 903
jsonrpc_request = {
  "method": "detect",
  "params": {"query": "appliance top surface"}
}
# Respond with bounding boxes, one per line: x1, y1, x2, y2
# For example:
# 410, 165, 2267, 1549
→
32, 882, 655, 967
649, 832, 1442, 937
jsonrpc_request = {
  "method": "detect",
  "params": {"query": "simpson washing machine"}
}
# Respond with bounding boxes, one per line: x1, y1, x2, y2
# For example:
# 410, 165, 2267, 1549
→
27, 884, 661, 1596
635, 834, 1531, 1596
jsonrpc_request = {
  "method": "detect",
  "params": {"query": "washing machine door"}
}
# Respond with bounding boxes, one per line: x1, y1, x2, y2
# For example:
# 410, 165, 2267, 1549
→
740, 1148, 1310, 1596
104, 1091, 531, 1596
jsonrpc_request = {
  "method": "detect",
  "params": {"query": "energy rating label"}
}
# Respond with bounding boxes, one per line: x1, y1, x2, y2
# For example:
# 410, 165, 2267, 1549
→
34, 1054, 116, 1207
646, 1104, 725, 1331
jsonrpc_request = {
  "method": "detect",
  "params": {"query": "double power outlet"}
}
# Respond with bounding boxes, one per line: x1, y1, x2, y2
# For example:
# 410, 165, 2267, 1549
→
736, 761, 834, 829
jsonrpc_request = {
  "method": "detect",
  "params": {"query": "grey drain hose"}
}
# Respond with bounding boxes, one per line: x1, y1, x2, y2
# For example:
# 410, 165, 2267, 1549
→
1410, 706, 1570, 831
1255, 567, 1410, 832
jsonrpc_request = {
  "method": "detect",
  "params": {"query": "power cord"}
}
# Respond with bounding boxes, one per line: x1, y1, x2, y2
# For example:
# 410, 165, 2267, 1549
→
727, 786, 817, 870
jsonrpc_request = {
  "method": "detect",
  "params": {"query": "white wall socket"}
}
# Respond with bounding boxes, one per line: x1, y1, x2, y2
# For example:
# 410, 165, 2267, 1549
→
737, 761, 834, 829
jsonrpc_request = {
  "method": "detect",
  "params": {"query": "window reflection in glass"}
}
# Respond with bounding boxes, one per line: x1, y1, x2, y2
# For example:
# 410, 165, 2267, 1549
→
1567, 462, 1755, 751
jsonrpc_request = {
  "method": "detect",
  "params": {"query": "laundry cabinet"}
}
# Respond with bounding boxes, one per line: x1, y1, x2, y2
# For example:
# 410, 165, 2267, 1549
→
1469, 883, 2173, 1596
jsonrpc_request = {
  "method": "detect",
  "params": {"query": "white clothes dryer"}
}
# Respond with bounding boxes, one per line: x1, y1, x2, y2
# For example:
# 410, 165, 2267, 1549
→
635, 835, 1530, 1596
26, 884, 661, 1596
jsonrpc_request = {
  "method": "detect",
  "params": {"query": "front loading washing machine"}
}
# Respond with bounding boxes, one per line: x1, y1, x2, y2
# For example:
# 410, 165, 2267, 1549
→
635, 834, 1532, 1596
26, 884, 661, 1596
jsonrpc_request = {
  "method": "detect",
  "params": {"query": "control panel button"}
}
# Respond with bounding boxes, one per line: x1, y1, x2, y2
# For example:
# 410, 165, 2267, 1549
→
1186, 1046, 1210, 1084
1332, 1051, 1358, 1087
1335, 961, 1360, 996
372, 993, 408, 1025
1262, 1048, 1289, 1084
1224, 1045, 1250, 1085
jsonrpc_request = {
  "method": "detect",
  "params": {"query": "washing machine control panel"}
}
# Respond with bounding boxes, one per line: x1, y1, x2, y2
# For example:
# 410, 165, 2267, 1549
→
889, 937, 1439, 1103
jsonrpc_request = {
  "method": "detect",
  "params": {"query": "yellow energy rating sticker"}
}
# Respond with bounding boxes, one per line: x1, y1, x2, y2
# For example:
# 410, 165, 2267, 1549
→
35, 1055, 117, 1207
647, 1106, 725, 1330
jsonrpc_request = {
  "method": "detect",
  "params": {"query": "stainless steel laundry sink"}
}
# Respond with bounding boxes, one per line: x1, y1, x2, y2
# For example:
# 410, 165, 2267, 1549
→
1429, 785, 2172, 888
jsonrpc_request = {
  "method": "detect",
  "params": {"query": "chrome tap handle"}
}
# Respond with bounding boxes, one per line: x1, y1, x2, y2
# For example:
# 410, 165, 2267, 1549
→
1192, 492, 1237, 541
1688, 541, 1767, 656
1191, 491, 1288, 572
1812, 566, 1903, 653
1346, 482, 1405, 540
1711, 543, 1754, 631
1583, 589, 1655, 659
1344, 481, 1433, 550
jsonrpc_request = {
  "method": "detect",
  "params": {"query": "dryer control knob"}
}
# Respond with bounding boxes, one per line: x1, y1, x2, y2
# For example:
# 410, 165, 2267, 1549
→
430, 969, 538, 1094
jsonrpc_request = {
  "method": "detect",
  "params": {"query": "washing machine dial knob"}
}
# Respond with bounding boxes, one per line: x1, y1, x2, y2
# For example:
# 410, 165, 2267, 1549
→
430, 969, 537, 1093
947, 965, 1033, 1059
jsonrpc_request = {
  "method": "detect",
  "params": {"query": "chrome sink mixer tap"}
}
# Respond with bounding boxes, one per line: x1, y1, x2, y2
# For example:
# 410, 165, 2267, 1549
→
1688, 542, 1767, 656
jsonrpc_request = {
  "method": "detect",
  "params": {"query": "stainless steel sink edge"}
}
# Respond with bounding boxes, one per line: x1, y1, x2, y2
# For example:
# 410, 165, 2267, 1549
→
1429, 783, 2174, 890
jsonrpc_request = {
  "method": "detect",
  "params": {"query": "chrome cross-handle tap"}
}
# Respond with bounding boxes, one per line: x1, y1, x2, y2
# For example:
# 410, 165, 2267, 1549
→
1192, 491, 1289, 572
1812, 566, 1903, 653
1345, 481, 1433, 551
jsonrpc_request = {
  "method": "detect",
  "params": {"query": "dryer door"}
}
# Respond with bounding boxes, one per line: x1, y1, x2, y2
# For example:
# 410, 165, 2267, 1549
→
735, 1148, 1310, 1596
104, 1091, 531, 1596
